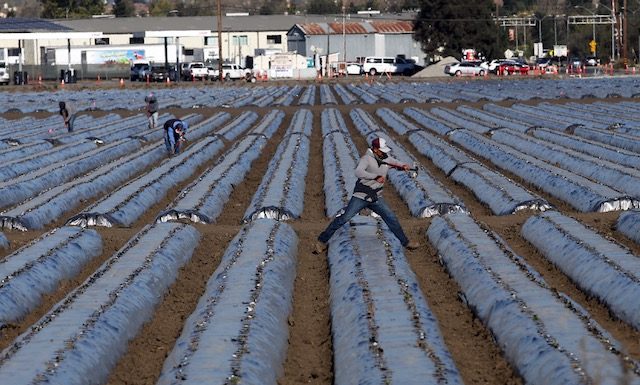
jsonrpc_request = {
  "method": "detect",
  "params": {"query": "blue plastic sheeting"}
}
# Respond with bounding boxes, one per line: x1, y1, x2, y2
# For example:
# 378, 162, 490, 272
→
0, 141, 53, 164
170, 113, 223, 142
157, 219, 296, 385
0, 227, 102, 326
562, 102, 637, 128
483, 103, 566, 130
524, 211, 640, 331
511, 103, 609, 130
0, 232, 6, 248
361, 83, 421, 104
535, 102, 615, 129
6, 114, 121, 144
54, 113, 148, 145
406, 127, 548, 215
346, 84, 379, 104
491, 128, 640, 198
0, 141, 98, 182
274, 85, 302, 106
260, 87, 290, 107
403, 107, 456, 135
617, 210, 640, 244
35, 115, 121, 143
451, 162, 551, 215
67, 136, 224, 227
216, 111, 259, 140
430, 107, 495, 133
350, 109, 466, 217
243, 110, 312, 222
428, 213, 640, 385
529, 127, 640, 169
1, 144, 166, 230
327, 216, 463, 385
297, 85, 315, 105
321, 109, 359, 217
97, 114, 174, 143
376, 107, 416, 135
157, 111, 284, 224
376, 83, 427, 103
407, 130, 474, 175
449, 129, 639, 212
572, 126, 640, 154
0, 139, 142, 210
319, 84, 338, 105
0, 222, 199, 385
456, 105, 531, 132
333, 84, 359, 104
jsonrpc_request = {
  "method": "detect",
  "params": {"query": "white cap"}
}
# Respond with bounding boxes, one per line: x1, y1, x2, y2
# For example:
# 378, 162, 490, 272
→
371, 137, 391, 153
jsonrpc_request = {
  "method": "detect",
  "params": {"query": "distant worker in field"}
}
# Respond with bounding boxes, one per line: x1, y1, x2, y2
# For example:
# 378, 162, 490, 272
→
163, 118, 188, 156
314, 137, 420, 254
59, 101, 77, 132
145, 93, 158, 130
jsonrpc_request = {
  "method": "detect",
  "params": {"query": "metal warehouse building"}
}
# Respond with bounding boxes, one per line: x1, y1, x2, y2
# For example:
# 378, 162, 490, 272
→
0, 13, 422, 80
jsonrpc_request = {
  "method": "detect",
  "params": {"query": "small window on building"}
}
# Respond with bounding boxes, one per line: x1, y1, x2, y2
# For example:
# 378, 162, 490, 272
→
130, 37, 144, 44
95, 37, 110, 45
184, 48, 194, 56
266, 35, 282, 44
205, 36, 218, 46
7, 48, 20, 56
232, 35, 248, 46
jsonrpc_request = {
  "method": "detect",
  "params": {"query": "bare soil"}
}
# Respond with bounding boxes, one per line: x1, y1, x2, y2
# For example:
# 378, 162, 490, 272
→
1, 79, 639, 385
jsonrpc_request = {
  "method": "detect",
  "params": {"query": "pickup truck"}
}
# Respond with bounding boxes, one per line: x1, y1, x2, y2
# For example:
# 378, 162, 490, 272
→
130, 61, 151, 81
208, 64, 252, 81
181, 62, 209, 80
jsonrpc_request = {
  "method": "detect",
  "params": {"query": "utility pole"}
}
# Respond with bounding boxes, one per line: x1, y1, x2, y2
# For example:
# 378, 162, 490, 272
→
217, 0, 223, 82
342, 0, 346, 68
623, 0, 628, 64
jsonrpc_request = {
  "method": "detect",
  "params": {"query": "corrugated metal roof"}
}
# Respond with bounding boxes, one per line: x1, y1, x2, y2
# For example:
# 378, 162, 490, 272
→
299, 23, 327, 35
370, 21, 414, 33
296, 20, 413, 35
327, 22, 368, 34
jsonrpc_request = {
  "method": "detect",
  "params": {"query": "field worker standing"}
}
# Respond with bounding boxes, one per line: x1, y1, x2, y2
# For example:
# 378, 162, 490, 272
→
163, 118, 188, 156
59, 101, 77, 132
145, 93, 159, 130
315, 137, 420, 254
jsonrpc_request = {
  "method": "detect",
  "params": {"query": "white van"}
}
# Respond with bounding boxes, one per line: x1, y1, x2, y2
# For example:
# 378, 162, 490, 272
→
362, 56, 414, 76
0, 62, 9, 85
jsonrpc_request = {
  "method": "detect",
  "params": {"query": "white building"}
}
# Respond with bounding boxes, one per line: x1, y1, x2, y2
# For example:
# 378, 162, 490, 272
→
0, 13, 421, 80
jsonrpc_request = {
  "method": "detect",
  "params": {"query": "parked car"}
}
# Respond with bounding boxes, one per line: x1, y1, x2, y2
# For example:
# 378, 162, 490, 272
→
148, 66, 169, 82
130, 61, 150, 81
497, 61, 530, 75
181, 62, 209, 80
584, 56, 599, 66
444, 61, 486, 77
535, 57, 552, 68
208, 63, 252, 81
488, 59, 512, 73
0, 63, 9, 85
346, 62, 363, 75
362, 56, 415, 76
569, 57, 583, 68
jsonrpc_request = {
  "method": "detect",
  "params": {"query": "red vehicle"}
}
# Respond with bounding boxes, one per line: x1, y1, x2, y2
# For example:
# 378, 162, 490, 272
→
497, 62, 530, 75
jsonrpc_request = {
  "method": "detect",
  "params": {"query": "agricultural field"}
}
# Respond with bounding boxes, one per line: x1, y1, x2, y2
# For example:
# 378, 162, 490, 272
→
1, 77, 640, 385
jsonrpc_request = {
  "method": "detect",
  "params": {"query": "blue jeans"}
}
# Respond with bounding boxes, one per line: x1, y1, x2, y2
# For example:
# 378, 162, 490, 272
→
318, 196, 409, 246
67, 114, 77, 132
